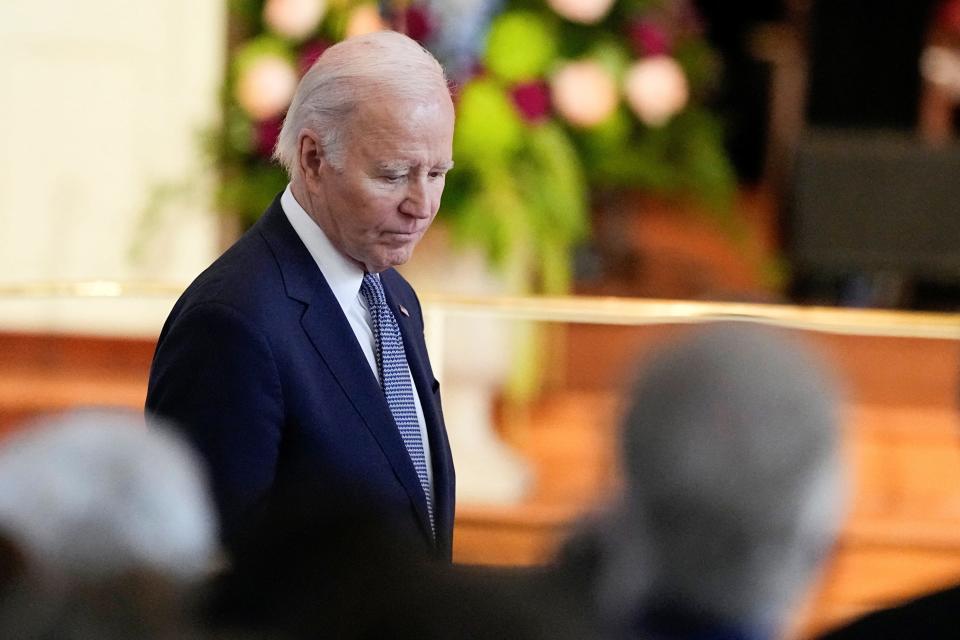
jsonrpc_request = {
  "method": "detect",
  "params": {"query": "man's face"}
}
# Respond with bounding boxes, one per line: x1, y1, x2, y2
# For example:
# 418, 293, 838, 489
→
308, 91, 455, 273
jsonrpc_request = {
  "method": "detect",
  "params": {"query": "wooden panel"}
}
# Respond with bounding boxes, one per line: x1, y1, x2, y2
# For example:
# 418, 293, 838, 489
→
0, 332, 155, 371
0, 332, 153, 438
848, 405, 960, 517
812, 334, 960, 409
562, 326, 960, 409
454, 505, 573, 566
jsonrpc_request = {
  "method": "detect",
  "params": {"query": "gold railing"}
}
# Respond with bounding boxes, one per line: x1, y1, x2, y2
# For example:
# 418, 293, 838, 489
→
420, 294, 960, 338
3, 279, 957, 389
1, 280, 957, 340
418, 295, 959, 388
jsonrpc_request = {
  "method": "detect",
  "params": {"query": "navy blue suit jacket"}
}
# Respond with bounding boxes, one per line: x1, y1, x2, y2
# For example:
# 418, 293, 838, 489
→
146, 195, 455, 559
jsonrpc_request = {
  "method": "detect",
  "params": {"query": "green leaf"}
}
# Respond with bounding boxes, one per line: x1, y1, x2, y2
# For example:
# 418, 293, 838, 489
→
454, 79, 525, 164
232, 35, 295, 76
521, 122, 588, 241
485, 11, 559, 82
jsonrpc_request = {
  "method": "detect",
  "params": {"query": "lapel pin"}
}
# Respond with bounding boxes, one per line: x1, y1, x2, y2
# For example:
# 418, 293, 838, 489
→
398, 304, 410, 317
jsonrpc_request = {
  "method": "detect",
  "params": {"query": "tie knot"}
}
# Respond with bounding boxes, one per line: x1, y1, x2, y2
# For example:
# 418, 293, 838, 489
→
360, 273, 387, 309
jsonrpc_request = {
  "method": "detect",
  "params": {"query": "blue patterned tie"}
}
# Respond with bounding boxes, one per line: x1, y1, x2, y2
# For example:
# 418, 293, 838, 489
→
360, 273, 434, 536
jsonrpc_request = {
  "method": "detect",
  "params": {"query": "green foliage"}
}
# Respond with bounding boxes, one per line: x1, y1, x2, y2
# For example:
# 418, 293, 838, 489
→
447, 111, 587, 294
518, 123, 589, 293
219, 163, 288, 226
209, 0, 738, 295
232, 35, 294, 74
454, 79, 525, 162
485, 11, 559, 82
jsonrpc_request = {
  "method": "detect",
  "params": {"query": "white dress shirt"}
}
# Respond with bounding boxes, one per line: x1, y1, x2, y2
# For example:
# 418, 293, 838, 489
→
280, 185, 434, 495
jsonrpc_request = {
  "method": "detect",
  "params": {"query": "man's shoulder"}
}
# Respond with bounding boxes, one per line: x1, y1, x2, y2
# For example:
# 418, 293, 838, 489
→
170, 222, 292, 328
193, 230, 276, 295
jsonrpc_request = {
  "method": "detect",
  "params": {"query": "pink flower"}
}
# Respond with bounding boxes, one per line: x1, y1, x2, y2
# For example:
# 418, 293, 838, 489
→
254, 116, 284, 158
551, 61, 619, 127
235, 55, 298, 120
627, 19, 672, 57
624, 56, 689, 127
548, 0, 615, 25
263, 0, 327, 41
297, 39, 330, 76
510, 81, 552, 123
403, 5, 436, 43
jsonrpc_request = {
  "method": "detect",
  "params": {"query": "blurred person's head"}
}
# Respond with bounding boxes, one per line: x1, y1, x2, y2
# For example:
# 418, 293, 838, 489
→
0, 408, 218, 582
586, 323, 845, 638
0, 409, 218, 638
275, 30, 455, 274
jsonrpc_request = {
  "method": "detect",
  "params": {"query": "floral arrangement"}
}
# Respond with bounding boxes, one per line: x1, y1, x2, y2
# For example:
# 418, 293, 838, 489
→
215, 0, 735, 293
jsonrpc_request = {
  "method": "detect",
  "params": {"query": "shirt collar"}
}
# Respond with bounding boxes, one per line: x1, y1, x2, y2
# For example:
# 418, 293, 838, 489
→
280, 184, 365, 311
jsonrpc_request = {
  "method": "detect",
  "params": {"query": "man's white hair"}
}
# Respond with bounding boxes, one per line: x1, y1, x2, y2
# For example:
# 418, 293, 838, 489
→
591, 323, 845, 636
0, 409, 218, 582
274, 30, 450, 175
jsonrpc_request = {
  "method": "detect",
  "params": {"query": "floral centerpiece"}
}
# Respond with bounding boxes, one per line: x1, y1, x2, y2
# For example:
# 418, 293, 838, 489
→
214, 0, 735, 293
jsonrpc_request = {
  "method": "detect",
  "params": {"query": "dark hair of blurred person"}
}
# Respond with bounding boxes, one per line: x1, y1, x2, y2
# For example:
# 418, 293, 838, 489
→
554, 323, 846, 640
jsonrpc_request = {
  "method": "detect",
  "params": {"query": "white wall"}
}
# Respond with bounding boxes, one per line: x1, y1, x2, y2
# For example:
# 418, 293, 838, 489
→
0, 0, 225, 336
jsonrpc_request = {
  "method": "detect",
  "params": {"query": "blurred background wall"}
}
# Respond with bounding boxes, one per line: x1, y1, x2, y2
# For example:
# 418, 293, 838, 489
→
0, 0, 224, 334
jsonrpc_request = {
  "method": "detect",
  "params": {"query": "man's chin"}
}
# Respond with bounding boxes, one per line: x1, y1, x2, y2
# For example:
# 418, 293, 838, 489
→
366, 247, 416, 273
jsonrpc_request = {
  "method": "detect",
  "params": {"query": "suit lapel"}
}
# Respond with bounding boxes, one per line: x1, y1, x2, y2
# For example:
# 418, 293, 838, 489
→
257, 200, 434, 543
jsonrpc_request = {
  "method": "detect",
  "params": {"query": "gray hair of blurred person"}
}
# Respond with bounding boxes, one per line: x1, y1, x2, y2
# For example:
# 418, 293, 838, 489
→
594, 323, 845, 636
0, 409, 218, 583
273, 30, 450, 175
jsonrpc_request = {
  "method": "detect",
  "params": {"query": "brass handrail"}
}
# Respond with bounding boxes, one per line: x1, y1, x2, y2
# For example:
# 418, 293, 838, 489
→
421, 294, 960, 340
0, 280, 185, 298
1, 280, 957, 340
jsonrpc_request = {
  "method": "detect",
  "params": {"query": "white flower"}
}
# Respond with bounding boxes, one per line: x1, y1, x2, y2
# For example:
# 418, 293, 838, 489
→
624, 56, 689, 127
235, 55, 299, 120
547, 0, 615, 25
263, 0, 327, 40
551, 60, 619, 127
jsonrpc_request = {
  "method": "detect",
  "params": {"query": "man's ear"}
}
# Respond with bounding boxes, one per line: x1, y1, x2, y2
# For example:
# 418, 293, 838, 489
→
298, 129, 325, 186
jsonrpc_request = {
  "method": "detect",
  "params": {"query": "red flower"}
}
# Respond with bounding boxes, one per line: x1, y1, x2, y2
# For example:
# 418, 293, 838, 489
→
297, 39, 330, 76
403, 5, 436, 43
254, 115, 284, 158
510, 81, 552, 123
627, 19, 672, 56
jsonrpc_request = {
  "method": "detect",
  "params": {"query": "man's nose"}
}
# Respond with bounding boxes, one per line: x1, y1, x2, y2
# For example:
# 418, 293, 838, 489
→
400, 179, 432, 218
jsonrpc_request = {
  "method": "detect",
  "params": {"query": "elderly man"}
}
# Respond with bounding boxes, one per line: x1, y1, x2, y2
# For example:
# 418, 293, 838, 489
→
146, 31, 456, 559
557, 324, 845, 640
